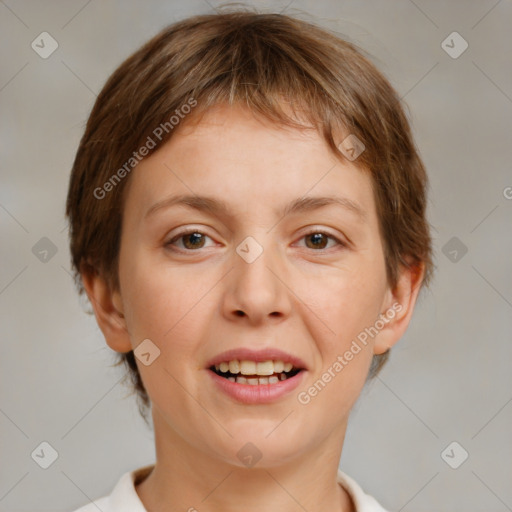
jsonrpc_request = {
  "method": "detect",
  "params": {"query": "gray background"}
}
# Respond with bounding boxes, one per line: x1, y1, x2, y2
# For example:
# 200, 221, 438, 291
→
1, 0, 511, 511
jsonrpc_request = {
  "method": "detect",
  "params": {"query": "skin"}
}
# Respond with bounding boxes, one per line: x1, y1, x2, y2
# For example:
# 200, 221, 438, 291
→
83, 104, 424, 512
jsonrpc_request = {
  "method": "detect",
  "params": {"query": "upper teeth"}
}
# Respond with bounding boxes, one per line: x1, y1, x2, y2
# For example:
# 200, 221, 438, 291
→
215, 360, 293, 375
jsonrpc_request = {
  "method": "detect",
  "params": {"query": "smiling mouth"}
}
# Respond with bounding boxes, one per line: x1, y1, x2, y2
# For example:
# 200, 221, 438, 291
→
210, 359, 302, 385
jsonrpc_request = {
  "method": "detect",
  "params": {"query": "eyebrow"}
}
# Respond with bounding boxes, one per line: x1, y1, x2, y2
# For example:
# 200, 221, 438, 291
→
144, 193, 367, 222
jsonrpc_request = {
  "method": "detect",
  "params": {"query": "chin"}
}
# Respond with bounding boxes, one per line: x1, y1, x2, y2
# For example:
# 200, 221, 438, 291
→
205, 422, 311, 469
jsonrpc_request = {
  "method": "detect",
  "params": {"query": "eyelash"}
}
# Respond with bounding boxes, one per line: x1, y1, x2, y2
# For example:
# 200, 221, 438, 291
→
166, 228, 346, 253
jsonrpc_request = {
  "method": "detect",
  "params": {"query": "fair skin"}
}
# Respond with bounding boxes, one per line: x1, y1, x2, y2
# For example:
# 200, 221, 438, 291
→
83, 104, 423, 512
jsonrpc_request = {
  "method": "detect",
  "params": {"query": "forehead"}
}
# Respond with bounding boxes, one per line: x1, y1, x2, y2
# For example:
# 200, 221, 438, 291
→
124, 104, 378, 224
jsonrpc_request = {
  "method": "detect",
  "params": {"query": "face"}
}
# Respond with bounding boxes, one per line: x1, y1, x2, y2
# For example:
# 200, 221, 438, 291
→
99, 104, 416, 468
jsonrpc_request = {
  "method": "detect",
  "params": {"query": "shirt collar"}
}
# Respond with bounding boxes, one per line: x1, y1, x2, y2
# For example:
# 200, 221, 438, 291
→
106, 465, 388, 512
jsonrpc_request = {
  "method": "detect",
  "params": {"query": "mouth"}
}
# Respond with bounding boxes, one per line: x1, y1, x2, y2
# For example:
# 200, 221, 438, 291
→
210, 359, 303, 385
205, 348, 308, 398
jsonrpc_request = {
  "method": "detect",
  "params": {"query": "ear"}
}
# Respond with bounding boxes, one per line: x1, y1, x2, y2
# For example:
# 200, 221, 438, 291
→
373, 261, 425, 355
81, 265, 132, 353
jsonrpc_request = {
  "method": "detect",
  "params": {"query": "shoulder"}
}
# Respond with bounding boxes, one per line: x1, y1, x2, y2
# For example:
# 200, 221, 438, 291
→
68, 464, 154, 512
337, 469, 391, 512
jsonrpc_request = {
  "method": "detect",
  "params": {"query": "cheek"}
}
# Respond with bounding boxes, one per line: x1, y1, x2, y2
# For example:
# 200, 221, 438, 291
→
119, 248, 220, 368
118, 253, 212, 401
120, 247, 191, 335
308, 258, 388, 409
302, 260, 387, 349
297, 273, 381, 414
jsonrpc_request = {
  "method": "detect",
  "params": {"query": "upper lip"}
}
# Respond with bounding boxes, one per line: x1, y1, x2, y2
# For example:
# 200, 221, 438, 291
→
206, 348, 308, 370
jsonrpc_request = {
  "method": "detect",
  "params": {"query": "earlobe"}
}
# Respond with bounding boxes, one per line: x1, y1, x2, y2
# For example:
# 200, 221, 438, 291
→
81, 266, 132, 353
373, 262, 425, 355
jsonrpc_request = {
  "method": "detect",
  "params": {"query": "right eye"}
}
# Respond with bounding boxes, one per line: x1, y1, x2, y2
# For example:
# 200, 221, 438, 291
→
165, 229, 216, 251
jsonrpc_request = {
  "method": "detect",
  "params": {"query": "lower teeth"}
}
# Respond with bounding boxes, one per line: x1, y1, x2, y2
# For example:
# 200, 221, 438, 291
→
224, 372, 289, 385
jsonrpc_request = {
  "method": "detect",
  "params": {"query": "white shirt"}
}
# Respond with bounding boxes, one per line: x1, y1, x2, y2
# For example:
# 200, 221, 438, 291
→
71, 464, 389, 512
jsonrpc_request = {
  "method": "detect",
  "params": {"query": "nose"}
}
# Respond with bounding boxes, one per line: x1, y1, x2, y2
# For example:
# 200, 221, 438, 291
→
221, 237, 292, 325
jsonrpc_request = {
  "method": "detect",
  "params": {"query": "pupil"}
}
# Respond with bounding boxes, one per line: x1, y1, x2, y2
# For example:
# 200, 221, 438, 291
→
185, 233, 204, 248
308, 233, 326, 249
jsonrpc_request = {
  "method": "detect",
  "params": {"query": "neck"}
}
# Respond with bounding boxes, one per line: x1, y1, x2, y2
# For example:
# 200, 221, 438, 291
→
135, 410, 355, 512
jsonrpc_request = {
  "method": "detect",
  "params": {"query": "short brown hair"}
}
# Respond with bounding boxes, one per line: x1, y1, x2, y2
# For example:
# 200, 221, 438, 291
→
66, 10, 434, 420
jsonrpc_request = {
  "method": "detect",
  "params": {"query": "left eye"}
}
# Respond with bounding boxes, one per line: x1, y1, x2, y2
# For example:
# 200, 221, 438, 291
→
166, 230, 344, 252
297, 231, 343, 250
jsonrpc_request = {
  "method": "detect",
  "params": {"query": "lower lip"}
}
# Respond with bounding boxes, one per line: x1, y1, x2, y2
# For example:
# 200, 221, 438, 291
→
208, 369, 306, 404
